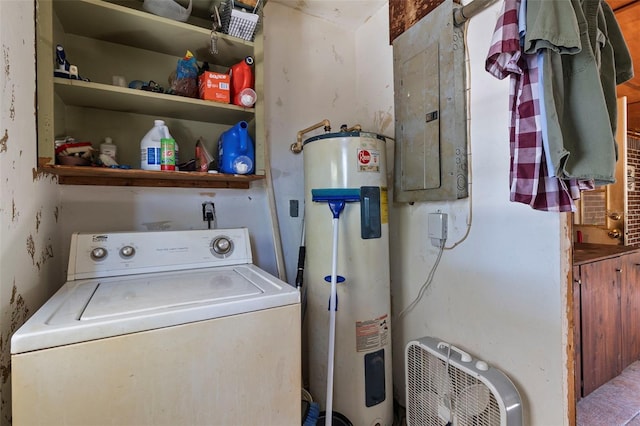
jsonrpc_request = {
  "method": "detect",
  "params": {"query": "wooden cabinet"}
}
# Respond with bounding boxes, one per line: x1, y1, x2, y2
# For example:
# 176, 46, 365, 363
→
36, 0, 265, 188
622, 251, 640, 367
577, 257, 623, 396
574, 248, 640, 397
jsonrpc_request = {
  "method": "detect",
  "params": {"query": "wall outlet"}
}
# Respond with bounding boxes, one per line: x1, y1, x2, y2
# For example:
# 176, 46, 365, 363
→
202, 202, 216, 229
428, 212, 447, 246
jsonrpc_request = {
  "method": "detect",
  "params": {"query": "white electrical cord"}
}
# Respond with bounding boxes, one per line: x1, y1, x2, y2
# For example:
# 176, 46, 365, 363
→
398, 238, 446, 318
445, 18, 473, 250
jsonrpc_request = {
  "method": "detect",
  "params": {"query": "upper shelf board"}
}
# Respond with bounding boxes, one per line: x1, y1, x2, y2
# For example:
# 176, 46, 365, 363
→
54, 78, 255, 124
52, 0, 254, 66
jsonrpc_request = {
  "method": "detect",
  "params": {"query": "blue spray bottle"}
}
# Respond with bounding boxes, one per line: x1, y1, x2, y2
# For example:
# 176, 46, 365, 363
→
218, 121, 255, 174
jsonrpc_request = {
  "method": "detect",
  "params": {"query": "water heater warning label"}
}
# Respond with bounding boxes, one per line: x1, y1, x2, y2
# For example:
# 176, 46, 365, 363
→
357, 148, 380, 172
381, 187, 388, 225
355, 314, 389, 352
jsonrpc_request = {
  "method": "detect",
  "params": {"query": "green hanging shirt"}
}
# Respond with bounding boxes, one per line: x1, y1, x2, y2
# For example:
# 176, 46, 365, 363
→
524, 0, 633, 185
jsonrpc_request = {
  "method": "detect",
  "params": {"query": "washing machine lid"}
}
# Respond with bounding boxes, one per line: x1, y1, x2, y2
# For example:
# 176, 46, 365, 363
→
11, 264, 299, 354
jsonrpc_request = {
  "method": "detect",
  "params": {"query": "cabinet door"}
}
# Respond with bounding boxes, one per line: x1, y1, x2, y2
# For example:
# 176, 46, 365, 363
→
580, 257, 623, 396
622, 252, 640, 368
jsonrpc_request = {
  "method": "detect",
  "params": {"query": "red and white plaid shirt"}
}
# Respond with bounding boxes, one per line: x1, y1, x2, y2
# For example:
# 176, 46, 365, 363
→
485, 0, 587, 212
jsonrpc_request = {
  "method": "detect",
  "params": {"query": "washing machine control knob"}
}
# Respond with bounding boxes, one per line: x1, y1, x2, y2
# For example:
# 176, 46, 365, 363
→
90, 247, 107, 261
120, 245, 136, 258
212, 237, 232, 255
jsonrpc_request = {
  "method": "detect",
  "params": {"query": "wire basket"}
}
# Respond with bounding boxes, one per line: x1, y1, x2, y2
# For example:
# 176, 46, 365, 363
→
220, 0, 261, 42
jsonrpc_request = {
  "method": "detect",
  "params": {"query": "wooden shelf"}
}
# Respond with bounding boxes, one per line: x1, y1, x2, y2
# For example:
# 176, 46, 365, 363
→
54, 78, 254, 124
53, 0, 254, 65
37, 0, 264, 189
39, 162, 264, 189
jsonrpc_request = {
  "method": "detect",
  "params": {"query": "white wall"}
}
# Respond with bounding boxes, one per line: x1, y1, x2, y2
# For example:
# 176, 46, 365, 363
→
0, 1, 64, 424
266, 1, 571, 424
264, 2, 361, 284
0, 0, 571, 424
57, 183, 278, 277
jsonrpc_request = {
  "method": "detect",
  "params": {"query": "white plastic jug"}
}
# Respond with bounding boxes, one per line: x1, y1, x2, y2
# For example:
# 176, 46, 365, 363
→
141, 120, 173, 170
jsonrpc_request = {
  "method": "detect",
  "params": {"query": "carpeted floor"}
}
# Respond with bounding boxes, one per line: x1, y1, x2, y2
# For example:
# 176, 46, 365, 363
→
577, 361, 640, 425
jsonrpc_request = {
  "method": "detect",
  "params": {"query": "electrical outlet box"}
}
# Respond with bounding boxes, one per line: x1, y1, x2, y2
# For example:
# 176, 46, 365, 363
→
428, 212, 447, 243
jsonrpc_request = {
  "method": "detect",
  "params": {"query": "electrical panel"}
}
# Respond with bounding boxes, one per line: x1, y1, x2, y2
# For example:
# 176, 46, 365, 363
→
393, 0, 468, 202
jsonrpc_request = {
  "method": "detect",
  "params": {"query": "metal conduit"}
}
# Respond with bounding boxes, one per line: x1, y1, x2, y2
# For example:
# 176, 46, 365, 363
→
453, 0, 500, 26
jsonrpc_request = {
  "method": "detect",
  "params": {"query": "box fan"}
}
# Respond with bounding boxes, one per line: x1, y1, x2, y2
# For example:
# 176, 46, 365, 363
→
405, 337, 523, 426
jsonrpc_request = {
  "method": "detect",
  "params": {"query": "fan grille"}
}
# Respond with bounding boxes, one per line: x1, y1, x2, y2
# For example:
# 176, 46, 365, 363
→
406, 344, 502, 426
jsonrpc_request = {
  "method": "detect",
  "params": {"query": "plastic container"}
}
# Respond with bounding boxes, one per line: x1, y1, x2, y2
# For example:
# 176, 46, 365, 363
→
100, 137, 117, 161
230, 56, 254, 107
238, 88, 257, 107
141, 120, 173, 170
142, 0, 192, 22
161, 138, 176, 171
218, 121, 254, 174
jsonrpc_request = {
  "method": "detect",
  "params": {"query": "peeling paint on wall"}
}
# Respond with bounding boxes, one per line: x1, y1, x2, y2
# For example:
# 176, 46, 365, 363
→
2, 45, 8, 79
0, 282, 30, 424
332, 45, 343, 64
11, 199, 18, 223
32, 167, 58, 183
37, 243, 54, 271
26, 235, 35, 263
54, 206, 59, 222
9, 86, 14, 120
2, 45, 14, 120
0, 129, 7, 153
35, 209, 42, 232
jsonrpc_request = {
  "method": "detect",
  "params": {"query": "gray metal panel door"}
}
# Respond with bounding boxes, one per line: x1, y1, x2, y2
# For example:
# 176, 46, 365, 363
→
393, 0, 468, 202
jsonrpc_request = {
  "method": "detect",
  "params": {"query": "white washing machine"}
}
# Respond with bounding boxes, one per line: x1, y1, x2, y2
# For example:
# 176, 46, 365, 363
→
11, 228, 300, 426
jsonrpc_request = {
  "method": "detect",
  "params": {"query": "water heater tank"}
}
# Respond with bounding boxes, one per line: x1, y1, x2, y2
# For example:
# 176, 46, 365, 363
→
304, 131, 393, 426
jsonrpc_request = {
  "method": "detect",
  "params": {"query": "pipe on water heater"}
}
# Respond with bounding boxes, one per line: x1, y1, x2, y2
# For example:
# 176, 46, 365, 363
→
291, 119, 332, 154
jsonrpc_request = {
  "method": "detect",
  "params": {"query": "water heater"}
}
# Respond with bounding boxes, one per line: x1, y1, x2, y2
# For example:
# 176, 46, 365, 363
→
303, 130, 393, 426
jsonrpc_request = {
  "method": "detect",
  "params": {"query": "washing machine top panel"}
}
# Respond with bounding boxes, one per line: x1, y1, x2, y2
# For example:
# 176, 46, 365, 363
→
11, 264, 299, 354
81, 267, 262, 321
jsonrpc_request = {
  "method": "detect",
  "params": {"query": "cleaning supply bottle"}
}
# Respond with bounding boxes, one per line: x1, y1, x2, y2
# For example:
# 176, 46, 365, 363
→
141, 120, 173, 170
160, 133, 176, 171
229, 56, 254, 107
158, 122, 178, 171
100, 137, 117, 161
218, 121, 254, 174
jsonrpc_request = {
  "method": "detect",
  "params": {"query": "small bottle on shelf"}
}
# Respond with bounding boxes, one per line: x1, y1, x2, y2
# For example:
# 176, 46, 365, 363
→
100, 136, 118, 166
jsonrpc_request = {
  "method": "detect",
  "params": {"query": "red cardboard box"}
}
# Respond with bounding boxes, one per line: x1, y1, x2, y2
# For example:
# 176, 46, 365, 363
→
198, 72, 230, 103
